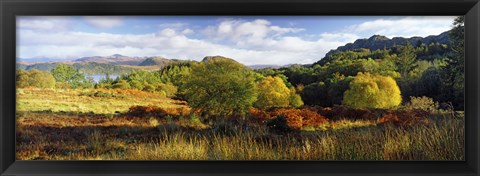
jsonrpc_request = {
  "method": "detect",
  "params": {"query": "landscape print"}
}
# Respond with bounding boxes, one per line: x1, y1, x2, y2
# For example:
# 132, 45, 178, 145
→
16, 16, 464, 160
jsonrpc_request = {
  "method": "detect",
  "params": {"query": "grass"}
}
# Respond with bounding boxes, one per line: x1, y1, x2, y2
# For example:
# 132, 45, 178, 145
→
16, 88, 465, 160
17, 88, 187, 115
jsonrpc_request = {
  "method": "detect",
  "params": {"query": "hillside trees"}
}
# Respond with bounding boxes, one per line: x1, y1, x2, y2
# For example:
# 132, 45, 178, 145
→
343, 72, 402, 109
183, 59, 258, 121
441, 16, 464, 109
396, 42, 417, 77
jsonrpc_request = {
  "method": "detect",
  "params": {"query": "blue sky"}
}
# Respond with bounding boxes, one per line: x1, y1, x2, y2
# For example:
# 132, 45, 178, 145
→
17, 16, 456, 65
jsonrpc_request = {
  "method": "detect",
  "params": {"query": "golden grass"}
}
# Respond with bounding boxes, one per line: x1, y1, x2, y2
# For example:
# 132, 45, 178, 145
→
16, 88, 187, 114
15, 88, 465, 160
16, 111, 464, 160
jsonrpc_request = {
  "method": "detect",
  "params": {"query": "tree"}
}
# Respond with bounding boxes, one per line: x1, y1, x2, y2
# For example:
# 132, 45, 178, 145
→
51, 64, 93, 89
343, 72, 402, 109
17, 69, 56, 88
288, 87, 304, 108
183, 58, 257, 120
441, 16, 464, 110
396, 42, 417, 77
113, 80, 131, 90
254, 76, 291, 109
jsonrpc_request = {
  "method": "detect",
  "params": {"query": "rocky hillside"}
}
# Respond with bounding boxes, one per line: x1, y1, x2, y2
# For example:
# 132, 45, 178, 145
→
316, 31, 450, 65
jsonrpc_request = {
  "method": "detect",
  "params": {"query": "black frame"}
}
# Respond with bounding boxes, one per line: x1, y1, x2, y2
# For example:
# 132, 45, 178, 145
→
1, 0, 479, 175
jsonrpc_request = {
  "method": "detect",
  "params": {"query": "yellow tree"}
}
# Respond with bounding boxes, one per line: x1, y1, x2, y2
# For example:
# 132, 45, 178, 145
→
255, 76, 291, 109
343, 72, 401, 109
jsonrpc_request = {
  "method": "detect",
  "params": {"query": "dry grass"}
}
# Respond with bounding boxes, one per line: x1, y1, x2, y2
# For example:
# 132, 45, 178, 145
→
16, 88, 187, 115
16, 88, 465, 160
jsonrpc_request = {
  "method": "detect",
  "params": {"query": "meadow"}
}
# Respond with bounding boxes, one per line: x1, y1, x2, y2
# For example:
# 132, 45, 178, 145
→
16, 88, 464, 160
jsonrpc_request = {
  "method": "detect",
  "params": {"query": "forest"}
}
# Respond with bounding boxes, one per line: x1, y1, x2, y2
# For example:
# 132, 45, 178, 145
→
15, 17, 464, 160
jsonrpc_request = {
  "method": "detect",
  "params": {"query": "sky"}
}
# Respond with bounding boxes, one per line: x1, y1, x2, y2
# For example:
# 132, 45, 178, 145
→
17, 16, 456, 65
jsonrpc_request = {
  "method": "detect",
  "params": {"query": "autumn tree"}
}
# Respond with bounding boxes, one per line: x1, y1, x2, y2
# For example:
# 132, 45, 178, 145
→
16, 69, 56, 88
183, 58, 257, 121
343, 72, 402, 109
255, 76, 291, 109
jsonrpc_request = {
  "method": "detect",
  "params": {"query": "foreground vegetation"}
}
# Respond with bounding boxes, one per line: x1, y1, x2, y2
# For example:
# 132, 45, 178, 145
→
16, 88, 464, 160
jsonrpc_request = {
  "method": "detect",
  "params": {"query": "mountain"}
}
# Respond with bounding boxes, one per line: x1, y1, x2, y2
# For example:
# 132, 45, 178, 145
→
247, 65, 282, 70
317, 31, 451, 65
74, 54, 146, 66
138, 57, 171, 66
202, 56, 238, 63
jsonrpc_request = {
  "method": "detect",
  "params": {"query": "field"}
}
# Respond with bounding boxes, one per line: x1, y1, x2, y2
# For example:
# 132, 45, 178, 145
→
16, 88, 464, 160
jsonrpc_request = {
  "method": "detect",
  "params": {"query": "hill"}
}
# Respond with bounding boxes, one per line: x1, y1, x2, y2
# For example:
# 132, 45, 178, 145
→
74, 54, 146, 66
137, 57, 171, 66
316, 31, 450, 65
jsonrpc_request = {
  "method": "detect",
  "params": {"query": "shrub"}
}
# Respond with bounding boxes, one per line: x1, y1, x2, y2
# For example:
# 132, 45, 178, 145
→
404, 96, 439, 113
271, 108, 329, 130
266, 115, 292, 134
127, 106, 168, 117
247, 108, 271, 124
156, 83, 177, 97
113, 80, 131, 90
343, 72, 402, 109
316, 106, 386, 121
377, 109, 431, 127
16, 69, 56, 89
255, 76, 291, 109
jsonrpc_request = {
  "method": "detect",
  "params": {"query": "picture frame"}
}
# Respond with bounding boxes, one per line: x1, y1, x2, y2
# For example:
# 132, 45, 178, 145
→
1, 0, 479, 175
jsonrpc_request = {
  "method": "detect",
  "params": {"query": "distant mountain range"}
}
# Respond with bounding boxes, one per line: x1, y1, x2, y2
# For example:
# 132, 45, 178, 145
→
16, 30, 452, 73
74, 54, 146, 66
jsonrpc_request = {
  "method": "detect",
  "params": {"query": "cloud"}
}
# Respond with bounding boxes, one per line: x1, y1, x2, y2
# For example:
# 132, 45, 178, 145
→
84, 16, 124, 29
17, 16, 72, 31
203, 19, 305, 48
347, 16, 455, 38
17, 17, 455, 66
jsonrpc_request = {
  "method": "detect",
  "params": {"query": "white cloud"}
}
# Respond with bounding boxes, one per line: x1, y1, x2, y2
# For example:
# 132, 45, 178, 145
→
17, 17, 455, 66
84, 16, 124, 29
17, 16, 71, 31
347, 16, 455, 38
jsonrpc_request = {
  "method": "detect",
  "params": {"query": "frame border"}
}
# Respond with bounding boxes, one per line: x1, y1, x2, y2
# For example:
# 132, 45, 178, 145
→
1, 0, 479, 175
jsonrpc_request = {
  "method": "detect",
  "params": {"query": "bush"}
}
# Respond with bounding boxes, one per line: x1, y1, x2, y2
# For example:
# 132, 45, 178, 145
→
377, 109, 431, 127
157, 83, 177, 97
16, 69, 56, 88
255, 76, 291, 109
127, 106, 168, 117
343, 72, 402, 109
404, 96, 439, 113
266, 115, 292, 134
271, 108, 329, 130
113, 80, 131, 90
316, 106, 387, 121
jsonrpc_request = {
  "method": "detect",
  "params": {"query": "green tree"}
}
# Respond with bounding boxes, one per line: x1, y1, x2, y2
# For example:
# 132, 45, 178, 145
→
113, 80, 131, 90
16, 69, 56, 88
183, 58, 257, 120
396, 42, 417, 77
254, 76, 291, 109
51, 64, 93, 89
441, 16, 464, 109
343, 72, 402, 109
288, 87, 304, 108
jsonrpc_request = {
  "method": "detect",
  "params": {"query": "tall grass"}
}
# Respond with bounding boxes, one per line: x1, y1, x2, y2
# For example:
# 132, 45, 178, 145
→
16, 113, 464, 160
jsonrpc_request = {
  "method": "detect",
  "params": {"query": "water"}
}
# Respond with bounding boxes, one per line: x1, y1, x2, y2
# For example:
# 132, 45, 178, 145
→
89, 74, 119, 83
